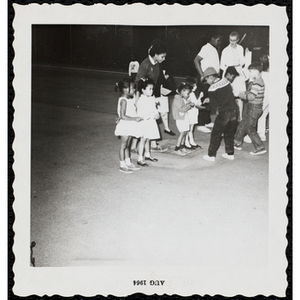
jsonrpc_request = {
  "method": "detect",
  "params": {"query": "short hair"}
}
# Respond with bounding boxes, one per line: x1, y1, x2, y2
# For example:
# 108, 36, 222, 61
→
229, 31, 240, 40
248, 61, 263, 73
137, 77, 155, 93
185, 76, 197, 86
177, 82, 192, 93
224, 66, 239, 77
115, 78, 135, 92
260, 54, 269, 71
211, 32, 222, 40
149, 40, 168, 57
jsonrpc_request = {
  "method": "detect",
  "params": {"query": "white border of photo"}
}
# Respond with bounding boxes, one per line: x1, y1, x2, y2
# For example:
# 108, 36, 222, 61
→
11, 3, 289, 297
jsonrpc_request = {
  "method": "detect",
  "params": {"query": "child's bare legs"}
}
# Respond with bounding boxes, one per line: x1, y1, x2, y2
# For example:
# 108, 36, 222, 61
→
181, 132, 188, 147
124, 136, 133, 166
185, 125, 194, 147
119, 135, 130, 168
144, 138, 158, 161
185, 124, 201, 148
174, 131, 188, 155
161, 112, 170, 132
138, 137, 149, 166
188, 124, 197, 146
176, 132, 186, 148
144, 138, 150, 156
130, 137, 138, 152
185, 130, 191, 147
119, 136, 140, 172
138, 137, 145, 161
119, 136, 129, 161
150, 140, 157, 148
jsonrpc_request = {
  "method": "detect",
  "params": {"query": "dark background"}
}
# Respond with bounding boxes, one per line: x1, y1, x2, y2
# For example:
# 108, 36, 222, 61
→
32, 25, 269, 77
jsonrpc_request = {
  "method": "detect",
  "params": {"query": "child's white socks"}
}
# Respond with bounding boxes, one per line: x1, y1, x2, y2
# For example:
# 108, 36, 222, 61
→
125, 158, 131, 165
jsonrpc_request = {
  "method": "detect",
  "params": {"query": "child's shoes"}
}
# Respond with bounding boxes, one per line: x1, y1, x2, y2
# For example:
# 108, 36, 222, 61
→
126, 163, 140, 171
145, 156, 158, 162
119, 167, 134, 174
137, 160, 149, 167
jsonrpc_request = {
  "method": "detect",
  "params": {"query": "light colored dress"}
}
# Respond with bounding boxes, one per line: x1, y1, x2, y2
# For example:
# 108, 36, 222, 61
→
114, 96, 142, 138
136, 95, 160, 140
156, 95, 169, 113
176, 114, 190, 132
187, 92, 200, 125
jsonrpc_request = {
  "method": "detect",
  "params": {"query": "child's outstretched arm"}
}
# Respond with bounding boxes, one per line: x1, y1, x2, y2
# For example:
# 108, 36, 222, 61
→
194, 92, 205, 109
179, 101, 194, 113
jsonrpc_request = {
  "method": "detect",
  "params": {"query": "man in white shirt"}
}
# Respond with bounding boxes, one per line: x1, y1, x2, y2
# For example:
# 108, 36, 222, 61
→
220, 31, 246, 121
194, 35, 221, 79
220, 31, 245, 73
194, 33, 222, 133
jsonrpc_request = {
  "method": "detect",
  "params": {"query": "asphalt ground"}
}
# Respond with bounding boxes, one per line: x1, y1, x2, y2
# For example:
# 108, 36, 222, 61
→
30, 65, 268, 267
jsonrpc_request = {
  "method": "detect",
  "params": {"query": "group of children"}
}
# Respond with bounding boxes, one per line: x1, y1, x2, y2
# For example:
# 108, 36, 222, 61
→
114, 77, 162, 173
114, 74, 203, 173
114, 60, 268, 173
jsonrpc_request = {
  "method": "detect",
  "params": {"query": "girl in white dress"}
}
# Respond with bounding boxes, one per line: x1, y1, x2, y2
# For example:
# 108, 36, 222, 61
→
185, 77, 203, 149
136, 78, 160, 166
114, 78, 143, 173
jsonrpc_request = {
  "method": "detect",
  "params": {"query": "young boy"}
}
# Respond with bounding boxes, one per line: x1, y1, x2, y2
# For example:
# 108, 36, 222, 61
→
202, 66, 240, 161
234, 62, 267, 155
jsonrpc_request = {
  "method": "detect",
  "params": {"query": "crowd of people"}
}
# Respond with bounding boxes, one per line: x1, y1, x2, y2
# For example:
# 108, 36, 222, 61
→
114, 32, 269, 173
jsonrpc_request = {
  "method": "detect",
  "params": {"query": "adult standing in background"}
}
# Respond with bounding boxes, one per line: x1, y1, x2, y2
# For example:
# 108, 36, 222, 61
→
135, 40, 176, 152
128, 54, 139, 81
220, 31, 246, 120
194, 32, 222, 133
220, 31, 245, 74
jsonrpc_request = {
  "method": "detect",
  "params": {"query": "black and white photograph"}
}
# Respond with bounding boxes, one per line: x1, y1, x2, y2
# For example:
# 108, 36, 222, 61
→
10, 2, 290, 298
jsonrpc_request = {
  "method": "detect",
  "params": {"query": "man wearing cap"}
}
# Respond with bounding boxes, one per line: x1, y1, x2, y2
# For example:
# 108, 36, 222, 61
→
202, 66, 240, 162
194, 33, 222, 133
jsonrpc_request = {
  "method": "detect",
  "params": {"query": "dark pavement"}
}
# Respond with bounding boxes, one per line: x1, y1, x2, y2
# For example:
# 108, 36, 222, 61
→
30, 65, 268, 267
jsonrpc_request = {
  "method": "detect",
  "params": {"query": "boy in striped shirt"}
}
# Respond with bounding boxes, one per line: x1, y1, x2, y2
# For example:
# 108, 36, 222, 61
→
234, 62, 267, 155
